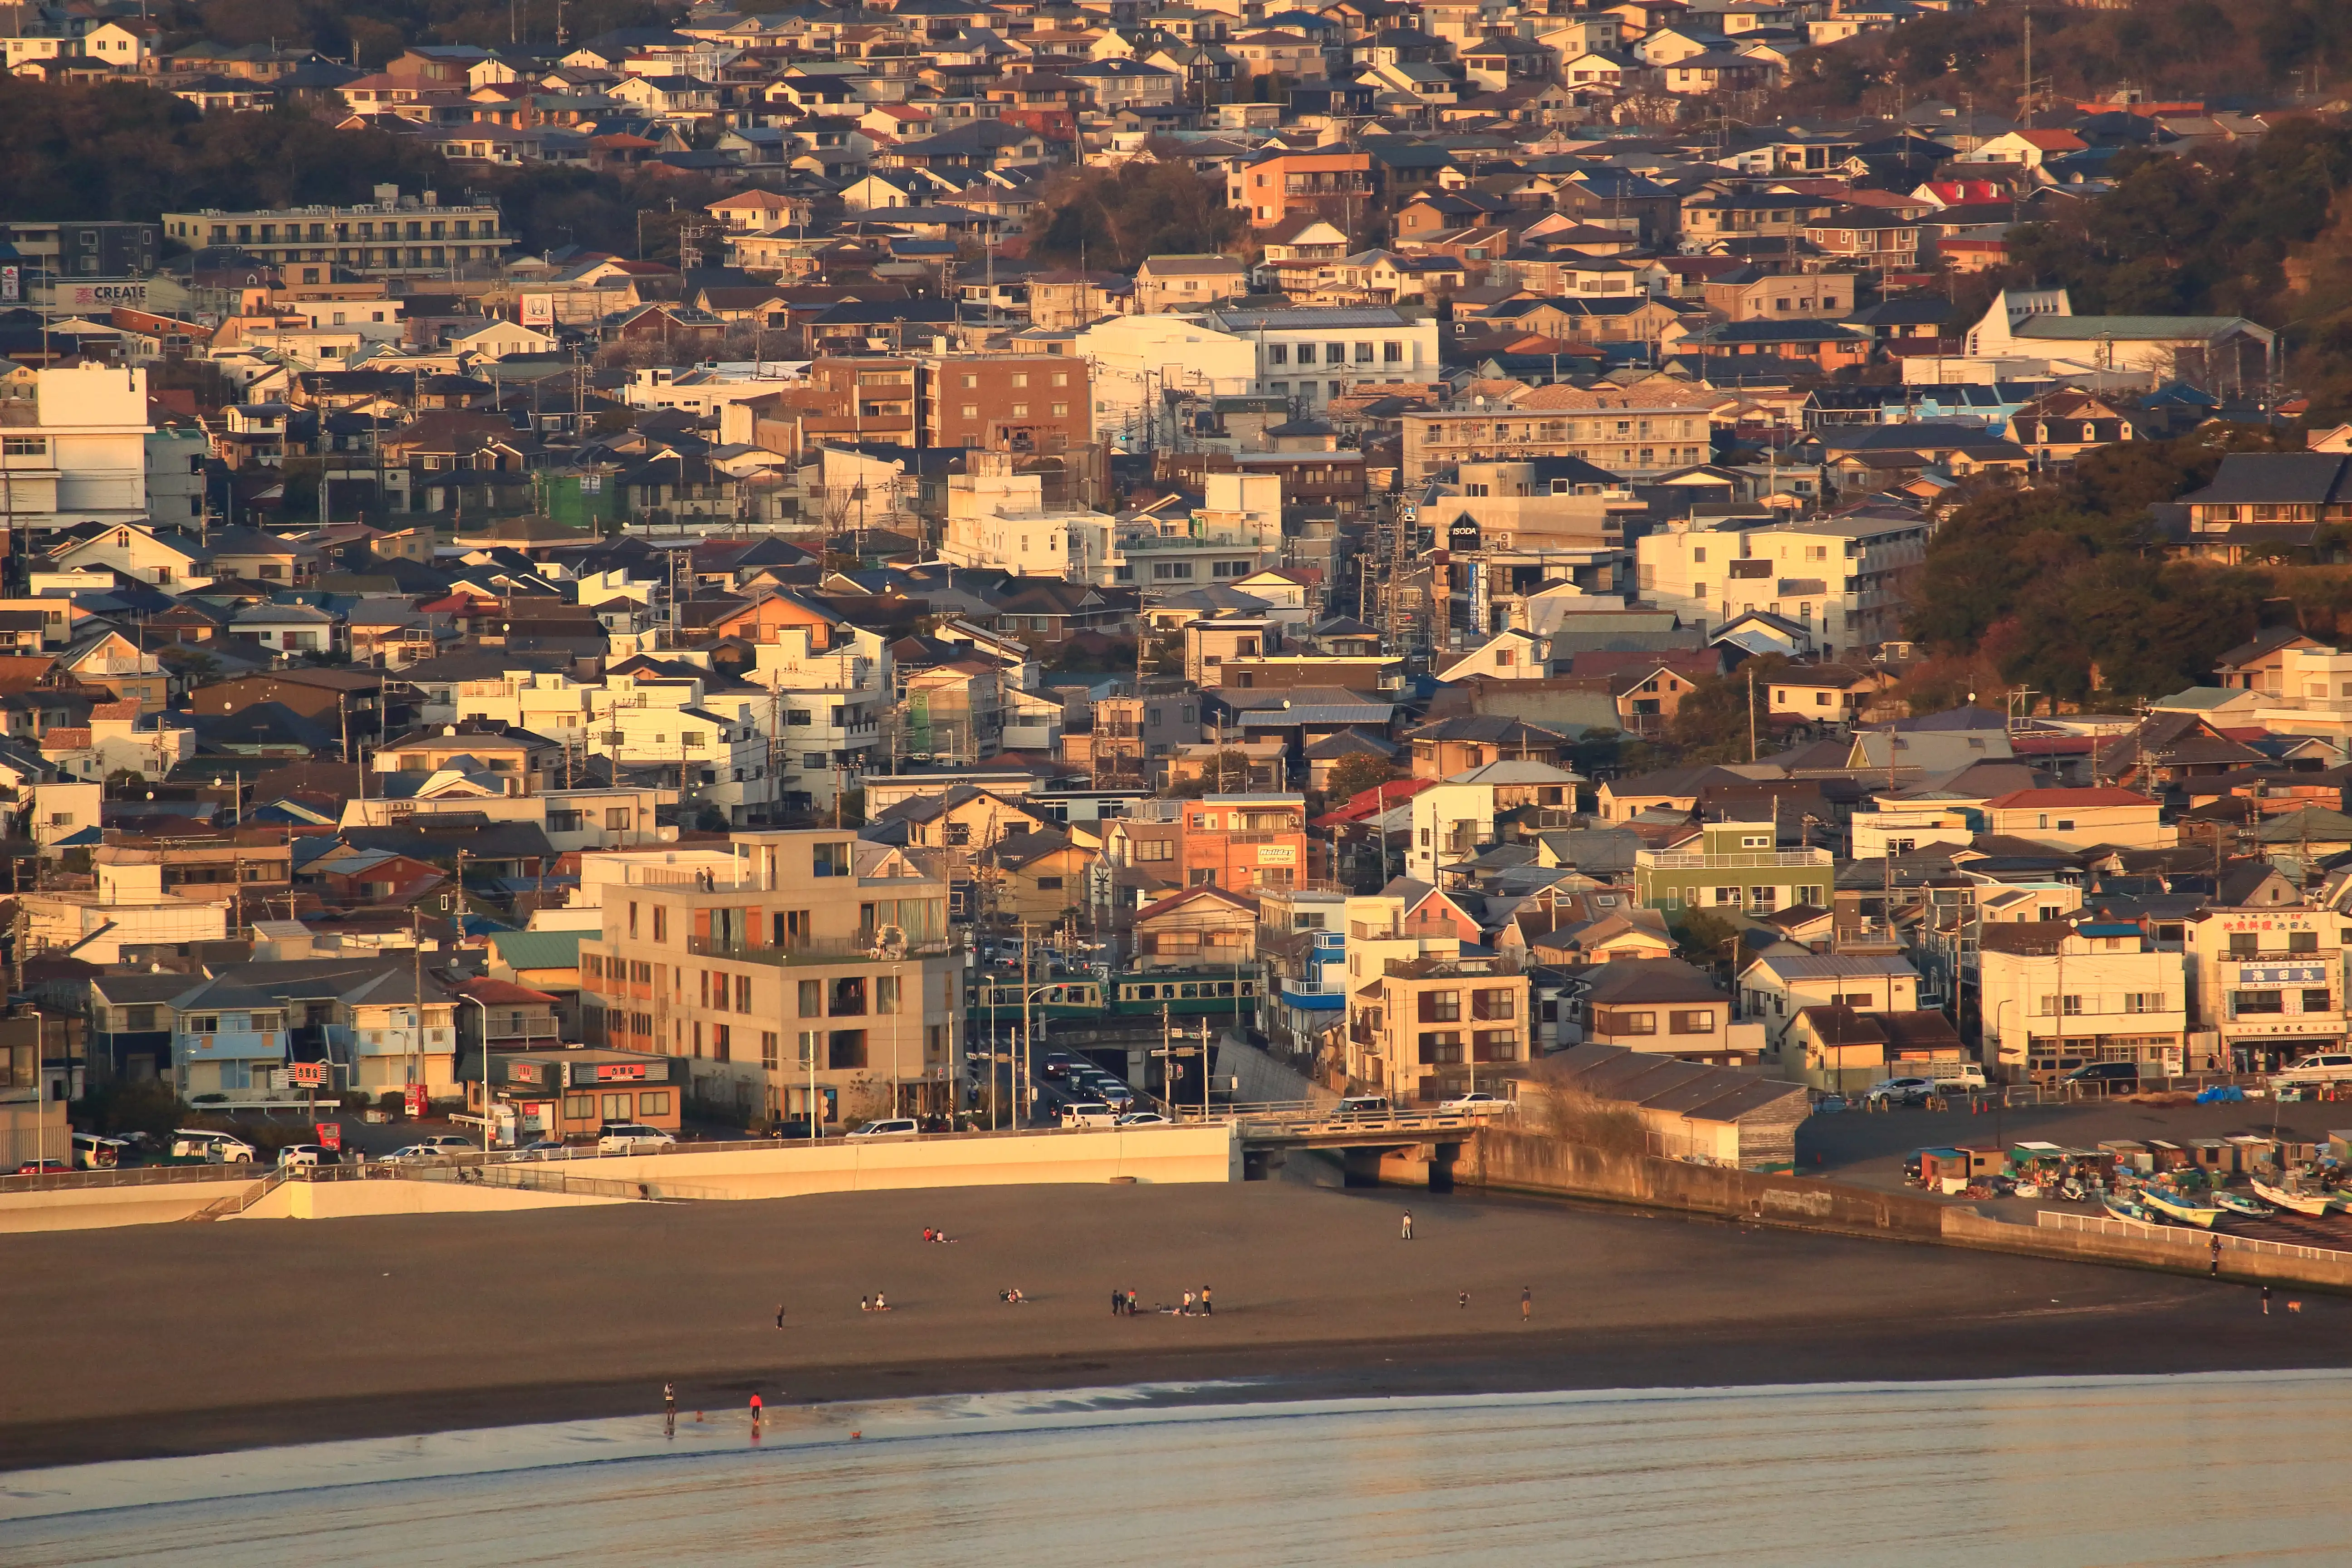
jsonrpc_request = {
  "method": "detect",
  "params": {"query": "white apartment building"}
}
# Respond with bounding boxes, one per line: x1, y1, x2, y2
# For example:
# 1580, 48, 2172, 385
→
585, 701, 774, 825
1970, 787, 2176, 850
145, 426, 207, 526
2186, 901, 2352, 1074
1071, 313, 1261, 448
1978, 920, 2186, 1083
940, 452, 1111, 577
162, 187, 516, 283
0, 364, 151, 535
2253, 646, 2352, 741
1198, 304, 1442, 409
1406, 761, 1580, 886
1067, 471, 1284, 594
750, 625, 892, 812
1635, 509, 1932, 653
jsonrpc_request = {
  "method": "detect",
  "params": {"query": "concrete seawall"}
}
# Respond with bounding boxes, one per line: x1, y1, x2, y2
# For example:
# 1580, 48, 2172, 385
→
591, 1123, 1240, 1199
1462, 1128, 2352, 1292
0, 1126, 1242, 1231
1464, 1128, 1949, 1243
0, 1178, 259, 1233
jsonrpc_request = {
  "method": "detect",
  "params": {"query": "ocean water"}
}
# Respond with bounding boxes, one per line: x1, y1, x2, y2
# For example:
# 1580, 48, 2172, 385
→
5, 1370, 2350, 1566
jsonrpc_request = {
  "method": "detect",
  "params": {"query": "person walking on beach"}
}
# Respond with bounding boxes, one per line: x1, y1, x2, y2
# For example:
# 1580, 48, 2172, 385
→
749, 1392, 763, 1433
1521, 1286, 1532, 1324
1200, 1286, 1212, 1316
775, 1302, 787, 1330
1126, 1289, 1138, 1315
1401, 1210, 1414, 1240
2264, 1285, 2273, 1316
664, 1383, 676, 1421
2210, 1236, 2222, 1279
1458, 1291, 1469, 1310
1113, 1286, 1125, 1316
1181, 1289, 1195, 1316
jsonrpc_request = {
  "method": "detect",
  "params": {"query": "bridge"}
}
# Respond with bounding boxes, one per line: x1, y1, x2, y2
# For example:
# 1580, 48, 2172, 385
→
1205, 1102, 1488, 1186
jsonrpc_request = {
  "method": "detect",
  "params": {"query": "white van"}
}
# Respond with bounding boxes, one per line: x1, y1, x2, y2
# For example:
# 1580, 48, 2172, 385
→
2274, 1051, 2352, 1088
1058, 1102, 1116, 1130
71, 1132, 125, 1169
171, 1129, 258, 1164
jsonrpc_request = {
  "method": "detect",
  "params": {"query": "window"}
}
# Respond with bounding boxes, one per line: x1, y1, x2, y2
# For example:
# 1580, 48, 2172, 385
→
2289, 930, 2319, 954
1670, 1010, 1715, 1034
1036, 875, 1063, 890
762, 1030, 779, 1070
1471, 990, 1514, 1020
1268, 344, 1288, 365
2, 437, 47, 457
2229, 933, 2258, 959
830, 975, 868, 1016
565, 1094, 593, 1120
1296, 343, 1315, 365
602, 1093, 632, 1122
2235, 990, 2283, 1015
652, 907, 667, 942
828, 1029, 867, 1069
798, 979, 822, 1017
2304, 989, 2334, 1012
813, 841, 850, 877
1383, 340, 1402, 362
638, 1092, 671, 1117
1418, 991, 1461, 1022
711, 1024, 731, 1063
1599, 1009, 1656, 1035
877, 974, 902, 1015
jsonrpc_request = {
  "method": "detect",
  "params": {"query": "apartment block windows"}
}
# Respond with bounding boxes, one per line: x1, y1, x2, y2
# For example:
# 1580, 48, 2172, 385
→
1383, 340, 1402, 363
762, 1030, 779, 1070
2289, 930, 2319, 954
652, 907, 667, 942
1294, 343, 1313, 365
828, 1029, 868, 1069
814, 841, 850, 877
2304, 989, 2334, 1013
1268, 343, 1288, 365
798, 979, 823, 1018
831, 976, 868, 1016
1418, 990, 1461, 1023
877, 973, 902, 1015
2229, 932, 2259, 959
735, 975, 751, 1011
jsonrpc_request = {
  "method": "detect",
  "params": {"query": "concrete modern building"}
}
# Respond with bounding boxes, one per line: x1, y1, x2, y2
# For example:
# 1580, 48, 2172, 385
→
0, 364, 152, 535
1633, 819, 1833, 915
1977, 920, 2186, 1084
576, 831, 961, 1128
162, 186, 516, 282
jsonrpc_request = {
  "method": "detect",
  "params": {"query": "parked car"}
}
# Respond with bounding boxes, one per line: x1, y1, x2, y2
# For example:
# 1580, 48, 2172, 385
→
504, 1140, 568, 1161
1058, 1102, 1116, 1130
417, 1134, 474, 1152
1863, 1077, 1936, 1107
2063, 1062, 2141, 1089
597, 1124, 676, 1155
381, 1144, 450, 1164
768, 1120, 825, 1142
845, 1118, 921, 1140
1093, 1081, 1136, 1110
71, 1132, 127, 1169
1438, 1091, 1514, 1117
14, 1158, 69, 1176
1334, 1095, 1393, 1122
171, 1129, 258, 1164
2274, 1052, 2352, 1088
1117, 1111, 1171, 1127
276, 1144, 340, 1168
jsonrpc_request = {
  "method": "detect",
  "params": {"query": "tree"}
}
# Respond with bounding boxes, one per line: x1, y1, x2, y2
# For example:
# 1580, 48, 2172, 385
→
1024, 164, 1243, 270
1162, 751, 1257, 798
1323, 754, 1396, 803
1668, 908, 1744, 975
1668, 657, 1784, 762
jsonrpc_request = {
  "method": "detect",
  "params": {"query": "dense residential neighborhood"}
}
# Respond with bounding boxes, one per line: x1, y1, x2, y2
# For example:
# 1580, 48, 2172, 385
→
2, 0, 2352, 1177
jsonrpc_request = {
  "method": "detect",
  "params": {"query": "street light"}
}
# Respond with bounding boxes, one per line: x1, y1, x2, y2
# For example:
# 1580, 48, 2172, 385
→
458, 992, 490, 1153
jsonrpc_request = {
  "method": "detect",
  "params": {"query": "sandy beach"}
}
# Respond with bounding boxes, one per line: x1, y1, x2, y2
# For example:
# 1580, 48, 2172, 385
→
4, 1174, 2345, 1471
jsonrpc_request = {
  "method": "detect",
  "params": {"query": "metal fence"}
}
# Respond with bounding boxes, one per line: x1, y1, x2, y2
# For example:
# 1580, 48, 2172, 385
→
2038, 1208, 2352, 1266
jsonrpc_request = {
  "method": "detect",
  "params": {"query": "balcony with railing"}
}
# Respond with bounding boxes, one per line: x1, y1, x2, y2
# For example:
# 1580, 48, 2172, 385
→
687, 932, 951, 966
1635, 848, 1834, 871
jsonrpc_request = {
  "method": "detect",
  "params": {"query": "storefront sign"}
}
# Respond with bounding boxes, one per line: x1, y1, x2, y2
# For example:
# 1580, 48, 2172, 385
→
2238, 964, 2327, 985
594, 1063, 648, 1082
1256, 844, 1297, 867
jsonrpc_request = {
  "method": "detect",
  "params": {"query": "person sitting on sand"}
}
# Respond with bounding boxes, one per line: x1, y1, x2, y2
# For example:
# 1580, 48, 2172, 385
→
923, 1227, 935, 1243
860, 1295, 872, 1312
874, 1292, 891, 1311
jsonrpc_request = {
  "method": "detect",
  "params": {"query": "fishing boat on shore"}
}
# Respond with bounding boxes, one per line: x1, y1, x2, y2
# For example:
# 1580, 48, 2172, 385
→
2105, 1191, 2163, 1225
2250, 1179, 2336, 1216
2143, 1186, 2226, 1227
2210, 1190, 2273, 1219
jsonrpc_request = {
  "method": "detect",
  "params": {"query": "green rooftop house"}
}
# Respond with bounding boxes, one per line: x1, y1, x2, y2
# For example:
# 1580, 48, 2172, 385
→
1634, 819, 1833, 915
